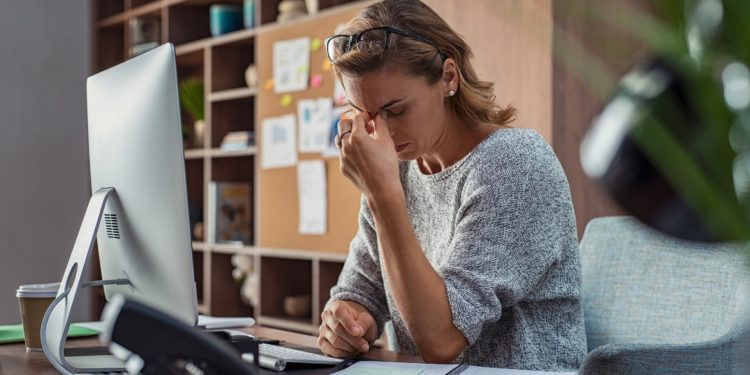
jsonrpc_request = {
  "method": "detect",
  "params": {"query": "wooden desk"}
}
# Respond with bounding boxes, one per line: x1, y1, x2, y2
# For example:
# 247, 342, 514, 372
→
0, 326, 421, 374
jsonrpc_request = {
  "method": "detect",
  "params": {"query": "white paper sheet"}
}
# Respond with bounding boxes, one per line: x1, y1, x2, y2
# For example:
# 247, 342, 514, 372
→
297, 160, 327, 234
273, 37, 311, 93
334, 361, 577, 375
298, 97, 333, 153
261, 114, 297, 169
334, 361, 457, 375
459, 367, 576, 375
322, 106, 351, 158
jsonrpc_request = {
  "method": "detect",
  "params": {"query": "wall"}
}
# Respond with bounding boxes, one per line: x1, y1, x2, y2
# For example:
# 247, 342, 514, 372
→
0, 1, 91, 323
552, 0, 647, 235
424, 0, 553, 142
427, 0, 634, 235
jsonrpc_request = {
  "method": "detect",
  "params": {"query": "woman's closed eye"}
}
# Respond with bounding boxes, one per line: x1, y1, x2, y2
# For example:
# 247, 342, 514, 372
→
380, 108, 406, 120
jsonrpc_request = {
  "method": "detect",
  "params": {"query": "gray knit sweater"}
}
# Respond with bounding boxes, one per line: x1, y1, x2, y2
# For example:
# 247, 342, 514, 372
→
330, 128, 587, 370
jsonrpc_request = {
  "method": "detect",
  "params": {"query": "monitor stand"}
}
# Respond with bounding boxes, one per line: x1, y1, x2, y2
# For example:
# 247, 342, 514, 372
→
40, 187, 132, 374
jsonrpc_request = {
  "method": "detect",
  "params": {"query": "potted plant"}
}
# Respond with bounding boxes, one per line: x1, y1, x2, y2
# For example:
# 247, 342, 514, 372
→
179, 78, 205, 149
561, 0, 750, 248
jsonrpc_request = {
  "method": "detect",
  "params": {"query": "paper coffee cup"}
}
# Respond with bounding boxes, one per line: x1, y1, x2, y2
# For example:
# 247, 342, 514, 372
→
16, 282, 59, 351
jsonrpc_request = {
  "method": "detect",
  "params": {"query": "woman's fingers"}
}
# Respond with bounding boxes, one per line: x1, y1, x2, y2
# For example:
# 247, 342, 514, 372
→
318, 334, 353, 358
323, 309, 369, 352
349, 112, 371, 139
336, 118, 353, 149
323, 326, 358, 353
338, 117, 353, 136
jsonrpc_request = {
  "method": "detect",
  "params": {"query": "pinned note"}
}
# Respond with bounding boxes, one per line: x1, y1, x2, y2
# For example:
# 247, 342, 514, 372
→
264, 78, 274, 91
298, 97, 332, 153
273, 37, 311, 93
280, 94, 293, 107
261, 114, 297, 169
311, 38, 322, 52
322, 106, 350, 158
310, 74, 324, 88
297, 160, 327, 235
322, 59, 332, 72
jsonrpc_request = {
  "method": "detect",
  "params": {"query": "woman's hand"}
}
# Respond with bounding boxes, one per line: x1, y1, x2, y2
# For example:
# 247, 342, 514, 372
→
318, 300, 378, 358
337, 113, 402, 202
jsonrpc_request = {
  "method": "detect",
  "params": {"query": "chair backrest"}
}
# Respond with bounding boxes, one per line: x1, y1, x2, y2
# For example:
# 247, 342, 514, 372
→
580, 216, 749, 351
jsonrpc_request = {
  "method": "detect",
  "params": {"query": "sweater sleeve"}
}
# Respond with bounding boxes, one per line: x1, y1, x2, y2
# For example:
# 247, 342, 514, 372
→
438, 145, 574, 345
328, 197, 390, 337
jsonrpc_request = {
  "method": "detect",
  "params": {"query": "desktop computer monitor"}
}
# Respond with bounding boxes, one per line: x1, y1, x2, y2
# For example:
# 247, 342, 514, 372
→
42, 43, 197, 373
86, 43, 197, 325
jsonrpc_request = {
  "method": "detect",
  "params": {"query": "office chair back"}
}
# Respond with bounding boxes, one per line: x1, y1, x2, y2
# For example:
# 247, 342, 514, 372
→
579, 216, 749, 351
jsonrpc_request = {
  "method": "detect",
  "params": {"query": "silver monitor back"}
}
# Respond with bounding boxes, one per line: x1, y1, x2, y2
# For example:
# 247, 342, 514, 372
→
86, 43, 197, 325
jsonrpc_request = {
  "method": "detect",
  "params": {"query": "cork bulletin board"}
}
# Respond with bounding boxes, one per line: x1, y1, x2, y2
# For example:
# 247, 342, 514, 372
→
257, 4, 366, 253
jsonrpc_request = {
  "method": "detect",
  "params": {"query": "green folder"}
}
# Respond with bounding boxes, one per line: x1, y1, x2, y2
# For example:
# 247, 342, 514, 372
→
0, 324, 98, 344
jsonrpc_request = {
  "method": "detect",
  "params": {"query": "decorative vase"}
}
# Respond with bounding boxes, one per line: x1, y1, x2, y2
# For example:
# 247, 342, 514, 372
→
243, 0, 256, 29
304, 0, 318, 15
283, 294, 311, 318
193, 119, 206, 148
277, 0, 307, 23
209, 4, 243, 37
244, 64, 258, 88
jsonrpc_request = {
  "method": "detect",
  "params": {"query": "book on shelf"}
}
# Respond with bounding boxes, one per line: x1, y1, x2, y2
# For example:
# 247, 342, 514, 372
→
220, 131, 255, 151
207, 182, 253, 245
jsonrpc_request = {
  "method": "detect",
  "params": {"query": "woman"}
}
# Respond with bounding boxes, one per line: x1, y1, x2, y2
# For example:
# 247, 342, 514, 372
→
318, 0, 586, 370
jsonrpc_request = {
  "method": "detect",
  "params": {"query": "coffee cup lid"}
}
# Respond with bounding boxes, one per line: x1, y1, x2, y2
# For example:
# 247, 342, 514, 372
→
16, 282, 60, 298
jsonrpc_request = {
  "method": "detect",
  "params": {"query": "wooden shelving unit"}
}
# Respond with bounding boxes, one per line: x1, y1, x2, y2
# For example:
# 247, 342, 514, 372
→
91, 0, 364, 334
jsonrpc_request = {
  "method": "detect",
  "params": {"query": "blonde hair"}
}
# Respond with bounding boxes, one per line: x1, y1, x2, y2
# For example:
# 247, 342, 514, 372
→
332, 0, 516, 126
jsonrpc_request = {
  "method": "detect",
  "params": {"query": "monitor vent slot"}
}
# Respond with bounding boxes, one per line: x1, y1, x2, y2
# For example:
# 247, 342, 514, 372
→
104, 213, 120, 239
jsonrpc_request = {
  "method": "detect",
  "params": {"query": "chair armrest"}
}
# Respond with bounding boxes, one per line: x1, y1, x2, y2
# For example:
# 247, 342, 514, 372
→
578, 326, 750, 375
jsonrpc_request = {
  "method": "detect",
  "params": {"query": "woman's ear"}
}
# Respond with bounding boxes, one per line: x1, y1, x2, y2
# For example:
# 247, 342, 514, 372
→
441, 58, 459, 96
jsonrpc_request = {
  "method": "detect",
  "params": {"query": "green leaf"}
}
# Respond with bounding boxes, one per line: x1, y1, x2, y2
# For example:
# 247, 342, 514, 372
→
179, 78, 205, 121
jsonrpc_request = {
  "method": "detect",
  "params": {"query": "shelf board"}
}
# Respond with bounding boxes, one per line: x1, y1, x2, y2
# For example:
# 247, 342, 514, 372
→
175, 39, 207, 57
255, 247, 348, 262
170, 1, 369, 55
130, 1, 164, 18
184, 148, 208, 159
211, 243, 257, 255
210, 27, 257, 48
257, 315, 317, 335
97, 12, 128, 28
173, 27, 255, 54
202, 244, 347, 262
257, 1, 370, 34
192, 241, 209, 251
167, 0, 239, 6
208, 87, 257, 102
209, 147, 257, 158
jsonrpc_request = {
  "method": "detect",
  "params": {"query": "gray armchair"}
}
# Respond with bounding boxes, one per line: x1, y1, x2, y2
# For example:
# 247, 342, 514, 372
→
578, 216, 750, 374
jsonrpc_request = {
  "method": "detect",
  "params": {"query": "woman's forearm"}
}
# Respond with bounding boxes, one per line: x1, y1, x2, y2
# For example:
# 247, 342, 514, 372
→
368, 192, 467, 362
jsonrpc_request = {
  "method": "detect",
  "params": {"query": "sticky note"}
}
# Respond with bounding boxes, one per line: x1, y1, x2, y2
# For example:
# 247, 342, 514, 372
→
311, 74, 324, 88
311, 38, 322, 52
280, 94, 293, 107
322, 59, 332, 72
264, 78, 274, 91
